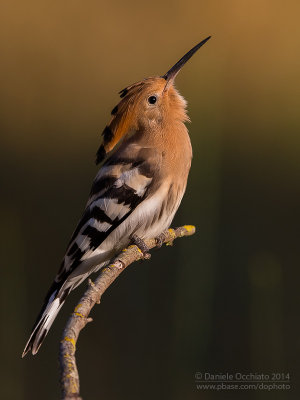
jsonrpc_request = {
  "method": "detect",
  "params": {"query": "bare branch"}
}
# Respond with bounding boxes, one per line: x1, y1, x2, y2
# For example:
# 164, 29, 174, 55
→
59, 225, 195, 400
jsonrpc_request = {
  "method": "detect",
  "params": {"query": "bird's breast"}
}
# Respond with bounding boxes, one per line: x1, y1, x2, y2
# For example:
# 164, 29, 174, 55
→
160, 123, 192, 181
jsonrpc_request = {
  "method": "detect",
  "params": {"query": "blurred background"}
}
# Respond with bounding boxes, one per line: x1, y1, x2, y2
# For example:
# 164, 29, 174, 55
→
0, 0, 299, 399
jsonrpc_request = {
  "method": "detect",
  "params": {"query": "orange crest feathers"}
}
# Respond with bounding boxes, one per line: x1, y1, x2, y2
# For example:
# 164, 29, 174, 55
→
95, 81, 145, 165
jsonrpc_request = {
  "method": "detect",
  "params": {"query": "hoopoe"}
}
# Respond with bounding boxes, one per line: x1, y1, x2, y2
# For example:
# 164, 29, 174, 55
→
23, 36, 211, 357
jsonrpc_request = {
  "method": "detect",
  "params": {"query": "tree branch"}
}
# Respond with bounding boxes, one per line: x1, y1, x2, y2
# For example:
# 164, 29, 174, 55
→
59, 225, 195, 400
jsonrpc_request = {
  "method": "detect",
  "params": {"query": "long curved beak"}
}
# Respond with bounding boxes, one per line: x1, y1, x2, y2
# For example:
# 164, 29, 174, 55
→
162, 36, 211, 90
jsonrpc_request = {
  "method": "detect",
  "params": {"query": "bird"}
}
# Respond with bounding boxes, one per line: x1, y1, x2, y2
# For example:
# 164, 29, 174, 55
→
22, 36, 211, 357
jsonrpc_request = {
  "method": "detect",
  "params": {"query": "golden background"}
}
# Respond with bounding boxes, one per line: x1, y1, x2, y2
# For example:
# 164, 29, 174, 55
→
0, 1, 299, 399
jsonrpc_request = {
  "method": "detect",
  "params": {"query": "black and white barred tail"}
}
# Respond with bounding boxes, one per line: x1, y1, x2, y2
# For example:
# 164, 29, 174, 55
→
22, 282, 69, 357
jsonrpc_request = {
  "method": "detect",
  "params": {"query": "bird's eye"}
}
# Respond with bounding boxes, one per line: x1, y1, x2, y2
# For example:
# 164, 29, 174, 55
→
148, 95, 157, 105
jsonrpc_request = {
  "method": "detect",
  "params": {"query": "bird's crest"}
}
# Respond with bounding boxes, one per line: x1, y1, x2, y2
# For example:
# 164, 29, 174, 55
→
95, 81, 146, 164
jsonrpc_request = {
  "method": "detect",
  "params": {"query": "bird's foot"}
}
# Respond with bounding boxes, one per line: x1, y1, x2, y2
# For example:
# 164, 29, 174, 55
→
131, 234, 151, 259
155, 232, 167, 248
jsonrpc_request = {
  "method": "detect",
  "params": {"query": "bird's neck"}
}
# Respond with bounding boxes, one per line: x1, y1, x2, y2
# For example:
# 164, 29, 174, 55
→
132, 119, 192, 178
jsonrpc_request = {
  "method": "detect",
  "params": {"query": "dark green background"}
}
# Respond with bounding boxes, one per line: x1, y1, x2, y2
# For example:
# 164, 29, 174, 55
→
0, 0, 299, 399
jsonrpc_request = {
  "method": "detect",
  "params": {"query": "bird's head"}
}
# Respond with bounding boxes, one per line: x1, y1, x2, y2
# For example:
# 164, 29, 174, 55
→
96, 37, 211, 164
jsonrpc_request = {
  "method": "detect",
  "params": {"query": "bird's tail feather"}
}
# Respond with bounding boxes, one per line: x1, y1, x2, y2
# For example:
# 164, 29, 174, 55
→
22, 283, 71, 357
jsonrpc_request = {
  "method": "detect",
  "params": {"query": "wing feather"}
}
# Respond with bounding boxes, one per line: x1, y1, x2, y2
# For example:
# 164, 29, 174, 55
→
55, 145, 162, 283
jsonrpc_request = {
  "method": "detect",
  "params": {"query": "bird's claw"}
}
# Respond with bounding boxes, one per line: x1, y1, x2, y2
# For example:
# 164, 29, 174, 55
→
155, 232, 167, 248
131, 234, 151, 259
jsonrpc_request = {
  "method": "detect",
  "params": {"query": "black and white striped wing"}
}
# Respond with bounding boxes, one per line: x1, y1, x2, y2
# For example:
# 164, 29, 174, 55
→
56, 147, 160, 284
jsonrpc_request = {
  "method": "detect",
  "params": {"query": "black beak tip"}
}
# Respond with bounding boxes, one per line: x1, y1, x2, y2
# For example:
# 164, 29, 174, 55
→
162, 35, 212, 81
